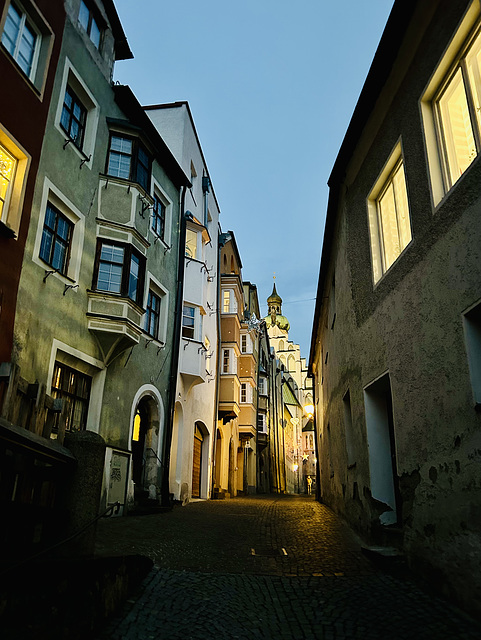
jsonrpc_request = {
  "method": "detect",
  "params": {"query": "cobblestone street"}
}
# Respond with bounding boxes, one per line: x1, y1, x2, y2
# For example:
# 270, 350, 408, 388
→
95, 495, 480, 639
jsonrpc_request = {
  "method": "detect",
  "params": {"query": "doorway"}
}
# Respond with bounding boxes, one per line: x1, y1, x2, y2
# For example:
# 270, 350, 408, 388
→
192, 423, 204, 498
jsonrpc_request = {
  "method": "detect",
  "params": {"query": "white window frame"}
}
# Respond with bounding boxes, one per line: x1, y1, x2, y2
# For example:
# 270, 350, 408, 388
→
0, 124, 30, 236
258, 376, 267, 396
32, 177, 85, 285
240, 333, 252, 354
257, 412, 267, 433
54, 58, 99, 168
142, 273, 168, 345
0, 0, 54, 95
367, 141, 412, 284
420, 2, 481, 206
185, 226, 200, 260
222, 288, 237, 314
222, 347, 237, 375
240, 381, 253, 404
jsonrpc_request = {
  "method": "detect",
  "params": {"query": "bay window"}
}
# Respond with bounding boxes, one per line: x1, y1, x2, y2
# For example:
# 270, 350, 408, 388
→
107, 134, 151, 192
93, 240, 145, 305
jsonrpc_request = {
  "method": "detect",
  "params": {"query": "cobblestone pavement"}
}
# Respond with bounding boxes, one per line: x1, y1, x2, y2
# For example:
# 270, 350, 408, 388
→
95, 495, 480, 639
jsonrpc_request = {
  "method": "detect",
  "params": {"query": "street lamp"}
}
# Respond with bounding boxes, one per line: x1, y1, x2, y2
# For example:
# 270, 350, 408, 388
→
304, 403, 314, 418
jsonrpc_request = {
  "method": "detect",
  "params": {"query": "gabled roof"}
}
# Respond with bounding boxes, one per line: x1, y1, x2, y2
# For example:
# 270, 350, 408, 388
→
103, 0, 133, 60
113, 86, 191, 189
143, 101, 222, 214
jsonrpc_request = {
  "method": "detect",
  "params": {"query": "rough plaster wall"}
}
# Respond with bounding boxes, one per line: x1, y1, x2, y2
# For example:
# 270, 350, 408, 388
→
315, 0, 481, 616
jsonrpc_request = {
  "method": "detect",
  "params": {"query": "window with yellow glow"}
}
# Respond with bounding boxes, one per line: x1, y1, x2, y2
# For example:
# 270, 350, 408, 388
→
185, 228, 197, 259
434, 26, 481, 192
132, 411, 141, 442
367, 149, 412, 284
223, 290, 230, 313
0, 143, 17, 222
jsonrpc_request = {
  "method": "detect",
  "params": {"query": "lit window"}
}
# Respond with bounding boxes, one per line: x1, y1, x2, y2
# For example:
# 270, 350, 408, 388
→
78, 0, 101, 49
151, 193, 165, 239
144, 290, 161, 338
223, 290, 230, 313
1, 1, 38, 78
107, 134, 151, 192
60, 86, 87, 149
182, 305, 195, 339
93, 240, 145, 305
434, 27, 481, 192
185, 228, 197, 259
39, 202, 73, 275
0, 143, 17, 223
367, 146, 412, 283
51, 362, 91, 432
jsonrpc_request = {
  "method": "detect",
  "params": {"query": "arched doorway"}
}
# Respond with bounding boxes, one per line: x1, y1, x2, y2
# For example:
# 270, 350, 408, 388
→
130, 387, 164, 504
132, 400, 149, 492
192, 422, 204, 498
214, 428, 222, 489
228, 437, 235, 497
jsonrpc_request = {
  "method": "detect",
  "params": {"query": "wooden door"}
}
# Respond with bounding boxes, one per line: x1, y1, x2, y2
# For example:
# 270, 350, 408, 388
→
192, 425, 203, 498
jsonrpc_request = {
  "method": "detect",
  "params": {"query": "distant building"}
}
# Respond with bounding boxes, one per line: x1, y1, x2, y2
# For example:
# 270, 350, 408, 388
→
263, 283, 314, 493
310, 0, 481, 619
145, 101, 221, 503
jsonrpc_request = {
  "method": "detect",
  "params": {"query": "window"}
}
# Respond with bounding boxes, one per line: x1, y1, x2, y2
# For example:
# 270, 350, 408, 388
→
60, 86, 87, 150
257, 413, 267, 433
151, 193, 165, 239
367, 145, 412, 283
144, 289, 161, 338
258, 376, 266, 396
240, 383, 247, 403
39, 202, 73, 275
223, 349, 230, 374
434, 27, 481, 193
107, 134, 151, 192
182, 305, 195, 339
78, 0, 101, 49
185, 228, 197, 259
223, 290, 230, 313
51, 362, 91, 432
241, 334, 247, 353
93, 240, 145, 305
0, 143, 17, 223
1, 1, 38, 78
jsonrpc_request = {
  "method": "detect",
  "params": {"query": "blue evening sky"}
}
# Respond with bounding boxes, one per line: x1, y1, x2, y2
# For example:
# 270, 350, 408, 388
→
113, 0, 395, 358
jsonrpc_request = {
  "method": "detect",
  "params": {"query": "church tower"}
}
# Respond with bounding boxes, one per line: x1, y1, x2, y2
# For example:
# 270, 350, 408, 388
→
264, 282, 290, 336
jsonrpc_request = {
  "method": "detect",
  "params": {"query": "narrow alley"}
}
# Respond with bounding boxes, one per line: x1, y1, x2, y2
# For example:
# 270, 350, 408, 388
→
95, 495, 479, 640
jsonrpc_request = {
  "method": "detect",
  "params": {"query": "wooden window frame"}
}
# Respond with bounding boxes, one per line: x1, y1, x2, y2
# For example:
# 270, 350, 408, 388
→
151, 193, 165, 239
51, 361, 92, 432
106, 132, 152, 193
39, 201, 73, 276
92, 239, 145, 306
60, 85, 87, 150
182, 304, 195, 339
144, 289, 161, 338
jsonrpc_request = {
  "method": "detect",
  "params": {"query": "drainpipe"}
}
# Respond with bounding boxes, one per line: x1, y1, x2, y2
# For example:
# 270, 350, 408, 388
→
161, 185, 187, 508
210, 226, 222, 498
309, 371, 321, 503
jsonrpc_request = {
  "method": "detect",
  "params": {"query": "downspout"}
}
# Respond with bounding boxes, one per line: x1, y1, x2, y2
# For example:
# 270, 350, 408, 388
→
210, 226, 222, 498
161, 185, 187, 508
309, 371, 321, 503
